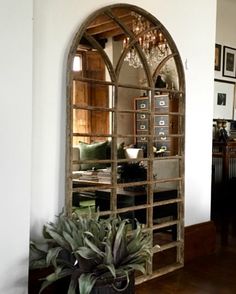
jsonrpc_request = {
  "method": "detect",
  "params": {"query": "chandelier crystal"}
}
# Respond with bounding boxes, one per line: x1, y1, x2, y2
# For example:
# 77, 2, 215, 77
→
123, 13, 169, 68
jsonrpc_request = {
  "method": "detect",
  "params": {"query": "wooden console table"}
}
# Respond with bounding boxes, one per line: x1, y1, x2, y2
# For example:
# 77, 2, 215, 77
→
212, 140, 236, 182
212, 140, 236, 245
96, 188, 178, 238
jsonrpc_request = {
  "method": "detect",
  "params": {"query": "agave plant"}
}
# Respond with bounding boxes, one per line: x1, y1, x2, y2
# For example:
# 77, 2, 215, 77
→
30, 212, 152, 294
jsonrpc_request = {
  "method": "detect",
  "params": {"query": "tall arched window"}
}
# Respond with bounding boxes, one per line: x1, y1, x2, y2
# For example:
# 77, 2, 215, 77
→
66, 4, 185, 282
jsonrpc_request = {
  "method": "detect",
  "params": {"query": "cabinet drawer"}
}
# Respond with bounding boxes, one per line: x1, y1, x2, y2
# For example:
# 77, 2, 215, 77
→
155, 95, 169, 112
137, 142, 147, 150
154, 126, 169, 139
136, 99, 149, 110
136, 121, 148, 131
154, 115, 169, 126
137, 113, 148, 120
154, 140, 170, 151
137, 135, 148, 143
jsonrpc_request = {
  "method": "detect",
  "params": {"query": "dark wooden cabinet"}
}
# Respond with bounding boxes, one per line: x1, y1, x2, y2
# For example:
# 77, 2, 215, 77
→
96, 188, 177, 239
134, 94, 172, 154
96, 188, 177, 215
212, 140, 236, 182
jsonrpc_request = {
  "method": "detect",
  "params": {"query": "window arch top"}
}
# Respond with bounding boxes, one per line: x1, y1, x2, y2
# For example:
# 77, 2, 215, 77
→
68, 4, 184, 90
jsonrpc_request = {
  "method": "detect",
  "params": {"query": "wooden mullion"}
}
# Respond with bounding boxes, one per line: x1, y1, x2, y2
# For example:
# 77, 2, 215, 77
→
72, 157, 150, 166
73, 104, 184, 116
136, 263, 183, 285
153, 241, 181, 253
153, 220, 179, 231
174, 90, 184, 266
72, 179, 183, 192
65, 66, 74, 217
111, 85, 118, 216
72, 75, 114, 85
72, 132, 185, 138
73, 75, 184, 94
153, 198, 182, 207
152, 176, 183, 184
116, 204, 151, 214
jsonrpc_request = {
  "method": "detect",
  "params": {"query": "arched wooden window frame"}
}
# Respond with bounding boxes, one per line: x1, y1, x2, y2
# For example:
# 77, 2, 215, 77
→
65, 3, 185, 283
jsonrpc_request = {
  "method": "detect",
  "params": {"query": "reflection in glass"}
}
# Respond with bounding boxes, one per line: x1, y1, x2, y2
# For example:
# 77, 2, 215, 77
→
122, 12, 169, 69
67, 3, 185, 283
73, 55, 82, 71
153, 247, 177, 270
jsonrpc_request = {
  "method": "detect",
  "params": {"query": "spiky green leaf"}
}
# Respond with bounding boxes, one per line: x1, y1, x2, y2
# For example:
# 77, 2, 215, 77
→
68, 278, 77, 294
103, 241, 113, 265
76, 247, 98, 259
103, 264, 116, 279
83, 231, 95, 238
84, 236, 105, 257
39, 267, 73, 293
63, 231, 78, 251
124, 263, 146, 274
113, 220, 128, 265
45, 228, 70, 250
79, 273, 98, 294
46, 247, 62, 267
29, 258, 47, 269
62, 217, 73, 235
30, 241, 47, 255
29, 241, 48, 269
72, 228, 84, 247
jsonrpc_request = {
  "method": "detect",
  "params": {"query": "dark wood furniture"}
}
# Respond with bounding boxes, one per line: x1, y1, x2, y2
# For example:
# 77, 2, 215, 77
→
134, 93, 180, 156
134, 94, 170, 154
73, 178, 178, 239
212, 140, 236, 245
212, 140, 236, 182
96, 188, 178, 239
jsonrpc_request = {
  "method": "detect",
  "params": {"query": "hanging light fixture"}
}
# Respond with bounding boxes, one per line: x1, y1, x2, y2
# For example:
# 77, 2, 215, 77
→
123, 12, 169, 68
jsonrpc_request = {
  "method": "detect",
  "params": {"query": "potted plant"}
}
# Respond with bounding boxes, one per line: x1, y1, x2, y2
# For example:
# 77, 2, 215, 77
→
29, 212, 152, 294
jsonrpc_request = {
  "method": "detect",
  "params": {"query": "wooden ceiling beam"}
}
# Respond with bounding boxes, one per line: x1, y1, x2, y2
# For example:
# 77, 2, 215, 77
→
87, 15, 132, 36
88, 10, 130, 28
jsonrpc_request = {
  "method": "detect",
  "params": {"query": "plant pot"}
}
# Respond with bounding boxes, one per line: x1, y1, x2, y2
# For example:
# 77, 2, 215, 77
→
30, 269, 135, 294
91, 271, 135, 294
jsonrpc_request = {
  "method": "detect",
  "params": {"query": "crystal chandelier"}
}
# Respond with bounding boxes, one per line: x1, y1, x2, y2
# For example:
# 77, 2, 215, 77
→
123, 13, 169, 68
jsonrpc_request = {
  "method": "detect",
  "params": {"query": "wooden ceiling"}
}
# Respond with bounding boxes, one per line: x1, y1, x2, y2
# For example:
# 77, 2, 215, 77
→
79, 7, 158, 50
86, 8, 134, 42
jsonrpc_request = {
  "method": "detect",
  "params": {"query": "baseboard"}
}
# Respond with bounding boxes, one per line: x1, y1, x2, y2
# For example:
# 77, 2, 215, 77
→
184, 221, 216, 263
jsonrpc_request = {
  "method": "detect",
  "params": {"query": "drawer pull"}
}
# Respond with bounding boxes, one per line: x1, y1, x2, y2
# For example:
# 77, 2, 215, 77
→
158, 131, 166, 140
160, 145, 167, 151
159, 131, 165, 136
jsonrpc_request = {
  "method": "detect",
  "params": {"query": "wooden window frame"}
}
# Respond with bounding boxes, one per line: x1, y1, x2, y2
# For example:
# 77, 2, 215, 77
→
65, 3, 185, 284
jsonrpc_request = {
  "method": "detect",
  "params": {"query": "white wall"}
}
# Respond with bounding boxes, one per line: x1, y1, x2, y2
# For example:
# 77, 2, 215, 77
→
0, 1, 32, 293
179, 2, 216, 225
215, 0, 236, 82
215, 0, 236, 123
0, 0, 217, 293
32, 0, 216, 235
